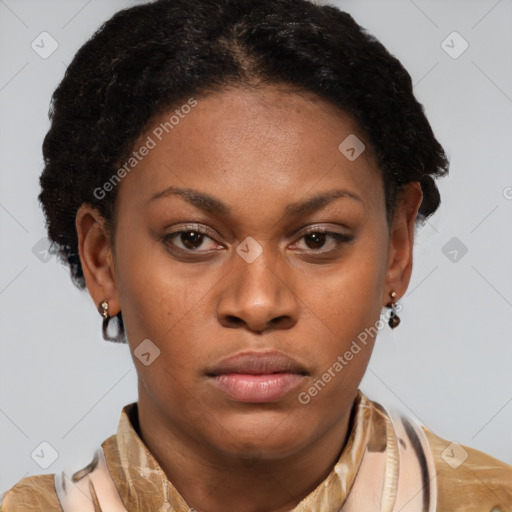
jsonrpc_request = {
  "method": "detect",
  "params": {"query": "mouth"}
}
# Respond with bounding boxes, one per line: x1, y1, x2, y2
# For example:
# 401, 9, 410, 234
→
206, 351, 308, 403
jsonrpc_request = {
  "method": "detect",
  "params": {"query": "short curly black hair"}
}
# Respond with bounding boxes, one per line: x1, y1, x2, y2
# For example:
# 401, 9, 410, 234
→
39, 0, 448, 341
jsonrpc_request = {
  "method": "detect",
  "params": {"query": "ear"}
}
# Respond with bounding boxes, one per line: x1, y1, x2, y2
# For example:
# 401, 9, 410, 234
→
75, 204, 120, 316
383, 182, 423, 304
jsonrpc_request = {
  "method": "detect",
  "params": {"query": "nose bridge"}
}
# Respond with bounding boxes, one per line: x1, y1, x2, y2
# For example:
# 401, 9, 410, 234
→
238, 242, 279, 297
233, 239, 283, 305
216, 238, 298, 330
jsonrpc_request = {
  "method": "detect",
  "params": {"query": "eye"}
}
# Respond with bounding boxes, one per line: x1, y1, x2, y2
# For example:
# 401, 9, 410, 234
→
163, 225, 221, 252
162, 225, 353, 254
291, 228, 353, 252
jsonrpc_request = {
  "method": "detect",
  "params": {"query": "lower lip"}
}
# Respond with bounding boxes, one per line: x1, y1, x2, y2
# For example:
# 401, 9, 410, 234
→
209, 373, 305, 403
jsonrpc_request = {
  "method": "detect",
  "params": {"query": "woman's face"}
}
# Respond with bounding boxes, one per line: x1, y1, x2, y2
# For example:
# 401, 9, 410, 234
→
79, 85, 420, 461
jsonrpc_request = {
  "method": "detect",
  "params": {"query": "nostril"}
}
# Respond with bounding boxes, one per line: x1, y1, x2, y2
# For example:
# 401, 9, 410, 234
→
225, 315, 244, 327
270, 316, 294, 329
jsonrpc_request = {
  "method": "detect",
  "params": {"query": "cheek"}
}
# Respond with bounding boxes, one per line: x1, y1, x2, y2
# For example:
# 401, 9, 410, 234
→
113, 234, 215, 391
113, 226, 197, 339
306, 251, 386, 340
116, 259, 202, 414
296, 281, 381, 422
300, 244, 387, 385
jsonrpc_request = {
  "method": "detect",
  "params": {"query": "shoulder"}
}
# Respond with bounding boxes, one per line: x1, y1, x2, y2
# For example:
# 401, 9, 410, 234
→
1, 473, 62, 512
422, 426, 512, 512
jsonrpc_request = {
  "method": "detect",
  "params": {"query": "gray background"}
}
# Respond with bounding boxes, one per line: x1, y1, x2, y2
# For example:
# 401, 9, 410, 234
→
1, 0, 511, 495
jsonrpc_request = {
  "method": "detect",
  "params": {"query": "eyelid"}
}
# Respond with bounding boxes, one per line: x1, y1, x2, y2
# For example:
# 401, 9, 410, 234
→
162, 224, 224, 253
295, 224, 351, 238
174, 223, 220, 240
290, 227, 353, 250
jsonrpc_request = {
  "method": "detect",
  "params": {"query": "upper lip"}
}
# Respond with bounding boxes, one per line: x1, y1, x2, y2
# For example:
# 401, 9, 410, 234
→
206, 350, 308, 376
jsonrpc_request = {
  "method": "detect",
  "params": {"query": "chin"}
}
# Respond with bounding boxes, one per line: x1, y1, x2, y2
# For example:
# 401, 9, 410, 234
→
208, 410, 315, 459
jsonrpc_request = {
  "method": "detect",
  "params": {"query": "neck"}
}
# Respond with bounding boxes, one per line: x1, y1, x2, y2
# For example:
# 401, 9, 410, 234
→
135, 391, 357, 512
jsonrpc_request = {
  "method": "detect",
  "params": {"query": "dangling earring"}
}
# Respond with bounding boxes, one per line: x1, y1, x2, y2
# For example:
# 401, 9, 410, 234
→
98, 299, 124, 342
99, 299, 111, 340
387, 291, 401, 329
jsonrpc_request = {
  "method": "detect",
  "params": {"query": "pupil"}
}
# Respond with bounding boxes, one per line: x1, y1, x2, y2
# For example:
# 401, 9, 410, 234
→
306, 233, 325, 249
182, 231, 203, 249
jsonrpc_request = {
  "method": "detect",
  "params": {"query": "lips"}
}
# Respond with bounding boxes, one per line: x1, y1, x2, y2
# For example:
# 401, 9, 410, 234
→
207, 351, 308, 377
206, 351, 308, 403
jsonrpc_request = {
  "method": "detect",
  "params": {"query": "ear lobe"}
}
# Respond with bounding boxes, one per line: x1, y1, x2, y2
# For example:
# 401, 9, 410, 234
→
75, 204, 120, 316
384, 182, 423, 302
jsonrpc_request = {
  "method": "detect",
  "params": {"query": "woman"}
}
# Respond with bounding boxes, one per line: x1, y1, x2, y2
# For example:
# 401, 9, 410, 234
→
2, 0, 511, 510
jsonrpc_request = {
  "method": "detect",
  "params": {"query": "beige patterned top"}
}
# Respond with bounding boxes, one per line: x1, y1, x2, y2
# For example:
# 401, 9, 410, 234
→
2, 390, 511, 511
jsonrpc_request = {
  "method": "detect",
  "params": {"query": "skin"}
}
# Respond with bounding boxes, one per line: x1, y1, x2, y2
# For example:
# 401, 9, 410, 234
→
76, 84, 422, 512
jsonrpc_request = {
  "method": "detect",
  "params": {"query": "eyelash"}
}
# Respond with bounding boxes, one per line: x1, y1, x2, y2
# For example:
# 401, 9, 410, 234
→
297, 227, 353, 251
162, 224, 353, 254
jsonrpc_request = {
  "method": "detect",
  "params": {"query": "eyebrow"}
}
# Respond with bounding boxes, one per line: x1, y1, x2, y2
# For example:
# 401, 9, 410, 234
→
148, 186, 362, 217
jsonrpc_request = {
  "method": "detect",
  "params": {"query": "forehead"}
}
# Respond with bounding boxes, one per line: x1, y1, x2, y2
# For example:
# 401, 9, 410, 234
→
115, 85, 384, 218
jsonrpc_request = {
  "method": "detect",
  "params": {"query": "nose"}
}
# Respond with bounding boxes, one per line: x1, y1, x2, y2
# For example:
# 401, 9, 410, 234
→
216, 245, 299, 333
